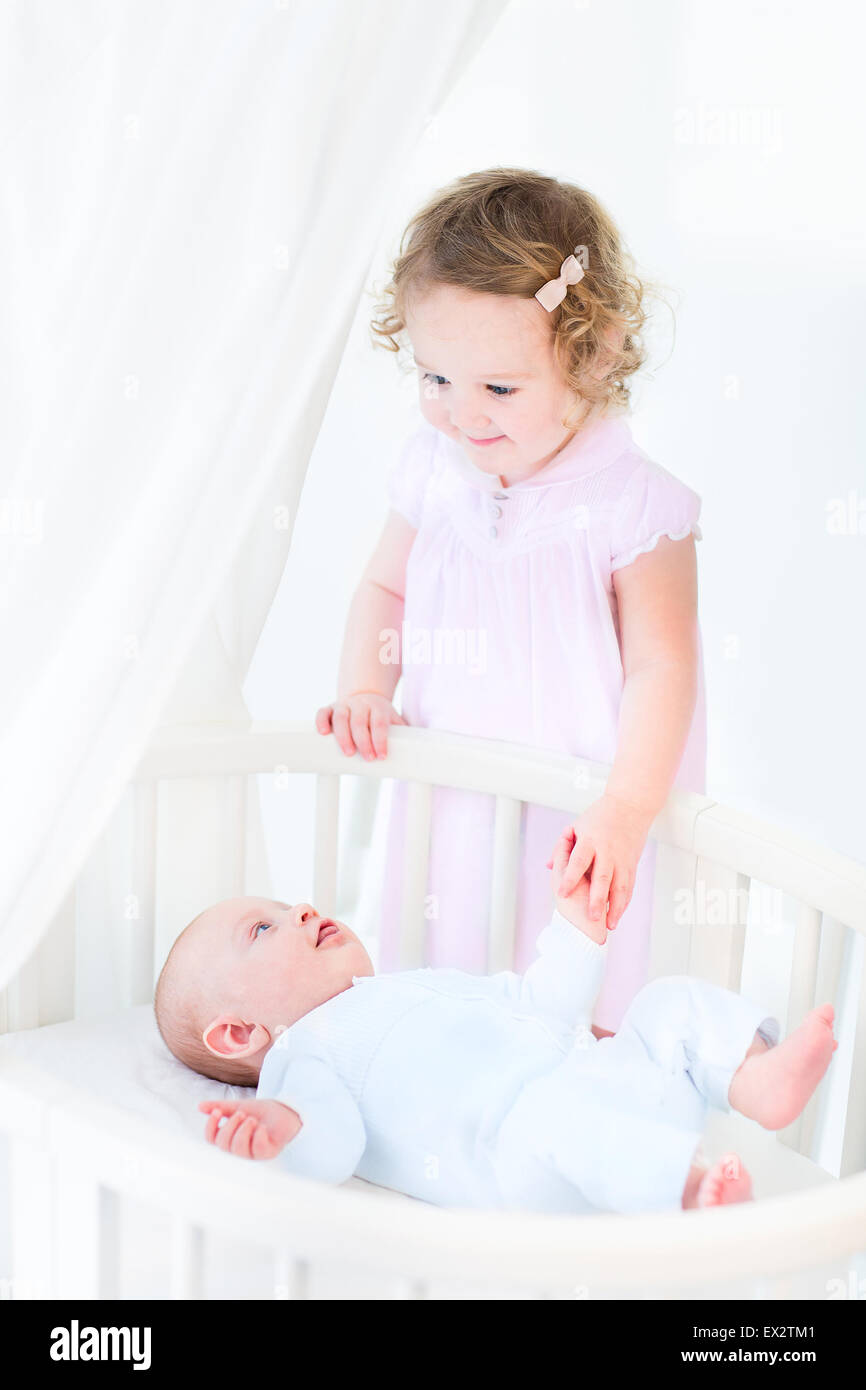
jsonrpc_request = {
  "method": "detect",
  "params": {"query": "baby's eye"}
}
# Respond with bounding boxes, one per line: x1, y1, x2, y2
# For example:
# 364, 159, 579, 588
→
487, 384, 517, 397
252, 921, 272, 939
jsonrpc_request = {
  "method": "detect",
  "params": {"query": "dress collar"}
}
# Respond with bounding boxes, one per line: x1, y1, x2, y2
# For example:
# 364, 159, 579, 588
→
442, 411, 633, 494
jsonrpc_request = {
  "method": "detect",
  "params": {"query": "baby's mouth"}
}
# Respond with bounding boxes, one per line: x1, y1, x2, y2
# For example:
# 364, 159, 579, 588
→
315, 919, 341, 948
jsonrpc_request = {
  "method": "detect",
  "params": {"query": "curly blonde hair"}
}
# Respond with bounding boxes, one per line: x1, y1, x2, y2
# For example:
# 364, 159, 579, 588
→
369, 166, 663, 425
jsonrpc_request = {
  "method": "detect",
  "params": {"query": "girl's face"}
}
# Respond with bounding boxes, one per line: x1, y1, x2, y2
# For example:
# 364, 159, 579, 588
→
405, 284, 587, 486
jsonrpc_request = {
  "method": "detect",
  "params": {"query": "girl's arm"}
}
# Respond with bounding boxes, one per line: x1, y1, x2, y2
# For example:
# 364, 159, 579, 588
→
336, 509, 416, 702
316, 509, 417, 759
554, 534, 699, 926
605, 532, 699, 816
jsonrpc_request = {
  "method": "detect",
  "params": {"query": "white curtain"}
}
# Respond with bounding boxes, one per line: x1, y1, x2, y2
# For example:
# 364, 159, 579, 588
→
0, 0, 507, 991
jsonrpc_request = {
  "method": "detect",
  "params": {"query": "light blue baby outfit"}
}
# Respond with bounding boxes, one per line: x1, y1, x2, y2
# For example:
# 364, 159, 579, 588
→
256, 911, 779, 1213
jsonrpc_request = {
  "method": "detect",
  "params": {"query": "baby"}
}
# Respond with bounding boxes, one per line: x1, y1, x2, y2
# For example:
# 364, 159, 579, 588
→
154, 832, 837, 1214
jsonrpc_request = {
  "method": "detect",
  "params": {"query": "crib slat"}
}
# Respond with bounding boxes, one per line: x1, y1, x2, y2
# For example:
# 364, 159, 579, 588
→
5, 957, 40, 1031
487, 796, 522, 972
52, 1160, 118, 1298
35, 888, 76, 1025
797, 915, 847, 1160
273, 1251, 309, 1299
313, 774, 340, 915
649, 842, 695, 978
687, 858, 748, 992
10, 1134, 53, 1299
99, 1189, 122, 1297
779, 903, 823, 1153
787, 903, 823, 1028
815, 915, 849, 1011
127, 780, 157, 1006
224, 774, 248, 896
170, 1217, 205, 1299
840, 930, 866, 1177
398, 781, 432, 969
391, 1276, 427, 1299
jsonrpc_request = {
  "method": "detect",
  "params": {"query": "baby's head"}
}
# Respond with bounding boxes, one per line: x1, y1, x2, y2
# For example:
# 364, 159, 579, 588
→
154, 898, 373, 1086
371, 166, 656, 483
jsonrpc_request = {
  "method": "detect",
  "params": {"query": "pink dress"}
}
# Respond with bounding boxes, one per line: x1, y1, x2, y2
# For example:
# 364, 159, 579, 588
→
369, 410, 705, 1031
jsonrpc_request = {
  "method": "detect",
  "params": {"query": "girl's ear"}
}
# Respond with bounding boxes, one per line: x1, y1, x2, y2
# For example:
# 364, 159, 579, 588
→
201, 1014, 271, 1059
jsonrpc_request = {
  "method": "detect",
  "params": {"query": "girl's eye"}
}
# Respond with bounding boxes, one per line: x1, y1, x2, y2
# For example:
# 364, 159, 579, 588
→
252, 921, 271, 939
420, 372, 516, 398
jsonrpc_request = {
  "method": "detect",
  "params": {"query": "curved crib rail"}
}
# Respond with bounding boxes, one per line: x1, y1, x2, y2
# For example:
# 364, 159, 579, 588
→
2, 720, 866, 1298
3, 1051, 866, 1298
131, 720, 866, 928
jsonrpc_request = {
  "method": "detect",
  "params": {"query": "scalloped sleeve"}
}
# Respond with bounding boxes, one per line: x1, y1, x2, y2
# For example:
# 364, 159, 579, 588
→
609, 459, 703, 574
385, 425, 438, 529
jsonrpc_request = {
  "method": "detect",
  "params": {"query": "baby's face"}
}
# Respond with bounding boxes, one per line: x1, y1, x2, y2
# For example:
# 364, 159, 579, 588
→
405, 284, 586, 486
188, 897, 373, 1063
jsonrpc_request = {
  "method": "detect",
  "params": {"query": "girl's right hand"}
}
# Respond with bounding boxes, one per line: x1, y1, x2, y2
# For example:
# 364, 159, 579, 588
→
315, 692, 408, 761
549, 826, 607, 945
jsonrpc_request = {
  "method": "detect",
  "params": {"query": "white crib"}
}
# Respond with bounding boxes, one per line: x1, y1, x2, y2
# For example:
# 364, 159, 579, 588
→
1, 721, 865, 1300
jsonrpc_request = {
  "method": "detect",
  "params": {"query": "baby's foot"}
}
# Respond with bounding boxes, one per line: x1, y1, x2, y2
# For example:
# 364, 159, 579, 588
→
697, 1153, 753, 1208
729, 1004, 838, 1130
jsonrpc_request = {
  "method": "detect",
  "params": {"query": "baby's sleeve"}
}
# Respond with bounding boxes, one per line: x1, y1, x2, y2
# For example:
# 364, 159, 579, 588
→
257, 1047, 366, 1185
482, 910, 606, 1033
385, 424, 439, 529
609, 458, 702, 574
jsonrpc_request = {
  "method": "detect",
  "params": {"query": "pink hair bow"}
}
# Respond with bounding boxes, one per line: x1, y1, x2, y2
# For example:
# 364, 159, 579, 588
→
534, 251, 585, 312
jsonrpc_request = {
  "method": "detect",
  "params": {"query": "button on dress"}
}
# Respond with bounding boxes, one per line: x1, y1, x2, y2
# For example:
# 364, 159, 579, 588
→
362, 410, 705, 1031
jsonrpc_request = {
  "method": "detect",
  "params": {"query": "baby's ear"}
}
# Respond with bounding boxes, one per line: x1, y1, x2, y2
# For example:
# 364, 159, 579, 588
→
202, 1014, 271, 1059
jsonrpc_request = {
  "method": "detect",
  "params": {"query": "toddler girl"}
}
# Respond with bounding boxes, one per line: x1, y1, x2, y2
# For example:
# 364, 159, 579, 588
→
316, 167, 704, 1033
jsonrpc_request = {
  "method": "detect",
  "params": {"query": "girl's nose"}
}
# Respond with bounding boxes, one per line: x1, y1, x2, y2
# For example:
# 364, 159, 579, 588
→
446, 394, 491, 436
294, 902, 316, 927
450, 404, 491, 431
453, 421, 493, 443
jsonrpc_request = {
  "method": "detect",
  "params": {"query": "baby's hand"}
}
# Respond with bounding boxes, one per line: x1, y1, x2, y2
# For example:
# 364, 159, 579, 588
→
315, 692, 407, 761
549, 827, 607, 945
199, 1097, 301, 1159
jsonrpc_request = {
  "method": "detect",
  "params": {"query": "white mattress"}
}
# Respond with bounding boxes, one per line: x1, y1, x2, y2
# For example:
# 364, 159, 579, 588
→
1, 1004, 258, 1136
0, 1004, 425, 1298
0, 1002, 422, 1191
0, 1005, 837, 1299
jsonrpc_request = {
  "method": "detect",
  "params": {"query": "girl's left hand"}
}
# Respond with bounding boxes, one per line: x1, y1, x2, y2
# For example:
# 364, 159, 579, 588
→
545, 793, 655, 930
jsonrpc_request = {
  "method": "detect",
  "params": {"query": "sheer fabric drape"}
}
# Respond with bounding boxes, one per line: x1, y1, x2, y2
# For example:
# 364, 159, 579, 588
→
0, 0, 506, 989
